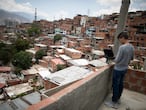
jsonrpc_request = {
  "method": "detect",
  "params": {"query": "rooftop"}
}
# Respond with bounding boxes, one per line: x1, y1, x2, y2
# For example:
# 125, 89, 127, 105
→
89, 59, 108, 68
34, 44, 47, 47
92, 50, 105, 56
99, 89, 146, 110
0, 92, 41, 110
26, 64, 146, 110
47, 66, 92, 86
5, 83, 33, 98
0, 64, 145, 110
67, 59, 89, 66
38, 68, 51, 79
65, 48, 82, 53
59, 54, 72, 60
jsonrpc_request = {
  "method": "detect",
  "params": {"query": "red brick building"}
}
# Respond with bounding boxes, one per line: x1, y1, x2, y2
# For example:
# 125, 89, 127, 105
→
64, 48, 82, 59
49, 58, 66, 72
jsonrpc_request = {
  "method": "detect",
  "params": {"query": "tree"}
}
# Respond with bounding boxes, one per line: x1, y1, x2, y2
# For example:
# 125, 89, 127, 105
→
0, 49, 11, 65
0, 42, 16, 65
53, 34, 62, 44
14, 38, 30, 52
35, 49, 47, 63
27, 23, 41, 37
12, 51, 33, 69
0, 42, 6, 49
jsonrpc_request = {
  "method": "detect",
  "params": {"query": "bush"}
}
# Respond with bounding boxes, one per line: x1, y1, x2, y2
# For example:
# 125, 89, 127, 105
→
35, 49, 47, 63
12, 51, 33, 69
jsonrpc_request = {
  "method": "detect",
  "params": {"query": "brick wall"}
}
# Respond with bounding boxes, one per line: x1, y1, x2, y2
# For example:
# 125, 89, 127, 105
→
124, 69, 146, 95
49, 58, 66, 72
6, 79, 27, 86
43, 79, 58, 90
39, 60, 48, 68
64, 48, 82, 59
68, 41, 77, 48
34, 46, 40, 51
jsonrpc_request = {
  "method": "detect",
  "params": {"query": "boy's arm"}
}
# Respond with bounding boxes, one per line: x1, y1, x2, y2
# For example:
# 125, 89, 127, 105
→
114, 46, 123, 63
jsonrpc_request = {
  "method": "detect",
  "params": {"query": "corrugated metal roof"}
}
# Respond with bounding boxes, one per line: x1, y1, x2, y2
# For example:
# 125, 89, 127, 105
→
5, 83, 33, 98
22, 92, 41, 104
68, 59, 89, 66
65, 48, 82, 53
34, 44, 47, 47
89, 60, 107, 68
0, 92, 41, 110
38, 68, 51, 79
92, 50, 104, 56
48, 66, 92, 86
59, 54, 72, 60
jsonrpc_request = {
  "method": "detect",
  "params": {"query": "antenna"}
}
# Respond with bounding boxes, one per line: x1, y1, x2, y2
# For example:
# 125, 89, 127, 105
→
35, 8, 37, 21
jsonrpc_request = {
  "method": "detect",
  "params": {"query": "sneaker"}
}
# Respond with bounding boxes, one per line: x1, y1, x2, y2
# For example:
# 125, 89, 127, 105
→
104, 100, 119, 109
117, 99, 121, 104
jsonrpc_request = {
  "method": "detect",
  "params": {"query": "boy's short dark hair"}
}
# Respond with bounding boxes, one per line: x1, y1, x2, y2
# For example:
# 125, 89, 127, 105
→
117, 32, 128, 39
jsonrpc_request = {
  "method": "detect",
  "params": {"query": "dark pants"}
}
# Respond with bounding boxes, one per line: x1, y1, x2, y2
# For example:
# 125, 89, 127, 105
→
112, 69, 127, 102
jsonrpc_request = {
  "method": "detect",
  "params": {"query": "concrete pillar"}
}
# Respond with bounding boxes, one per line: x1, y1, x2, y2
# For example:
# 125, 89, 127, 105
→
113, 0, 130, 56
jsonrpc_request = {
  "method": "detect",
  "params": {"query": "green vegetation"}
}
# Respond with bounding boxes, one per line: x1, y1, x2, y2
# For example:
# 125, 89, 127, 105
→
35, 49, 47, 63
0, 42, 6, 48
27, 23, 41, 37
57, 64, 66, 71
0, 42, 16, 65
132, 62, 143, 70
14, 38, 30, 52
53, 34, 63, 44
12, 51, 33, 70
33, 76, 38, 83
0, 38, 32, 74
0, 48, 12, 65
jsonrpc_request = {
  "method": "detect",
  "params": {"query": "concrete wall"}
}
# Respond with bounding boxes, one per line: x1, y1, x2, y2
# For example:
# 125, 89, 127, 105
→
41, 83, 73, 99
27, 65, 113, 110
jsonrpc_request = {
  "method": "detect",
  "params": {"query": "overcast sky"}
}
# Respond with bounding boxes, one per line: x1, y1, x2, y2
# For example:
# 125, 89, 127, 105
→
0, 0, 146, 21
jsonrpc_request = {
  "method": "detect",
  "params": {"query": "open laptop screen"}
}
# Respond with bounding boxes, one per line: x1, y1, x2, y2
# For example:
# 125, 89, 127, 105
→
103, 49, 114, 58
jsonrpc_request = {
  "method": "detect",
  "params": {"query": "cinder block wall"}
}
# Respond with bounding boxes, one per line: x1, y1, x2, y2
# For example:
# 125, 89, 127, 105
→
124, 69, 146, 95
27, 66, 113, 110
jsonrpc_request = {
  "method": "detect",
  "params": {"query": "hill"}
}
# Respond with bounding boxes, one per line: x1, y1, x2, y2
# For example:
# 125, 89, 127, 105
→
0, 9, 31, 25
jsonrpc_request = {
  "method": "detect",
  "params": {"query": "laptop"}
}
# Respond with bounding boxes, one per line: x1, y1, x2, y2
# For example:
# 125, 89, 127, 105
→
103, 49, 115, 63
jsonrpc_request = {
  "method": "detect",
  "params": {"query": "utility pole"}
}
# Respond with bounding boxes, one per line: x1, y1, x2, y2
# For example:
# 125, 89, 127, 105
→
113, 0, 130, 56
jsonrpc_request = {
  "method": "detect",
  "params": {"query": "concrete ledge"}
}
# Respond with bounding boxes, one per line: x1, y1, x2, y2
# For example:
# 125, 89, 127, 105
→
27, 65, 113, 110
